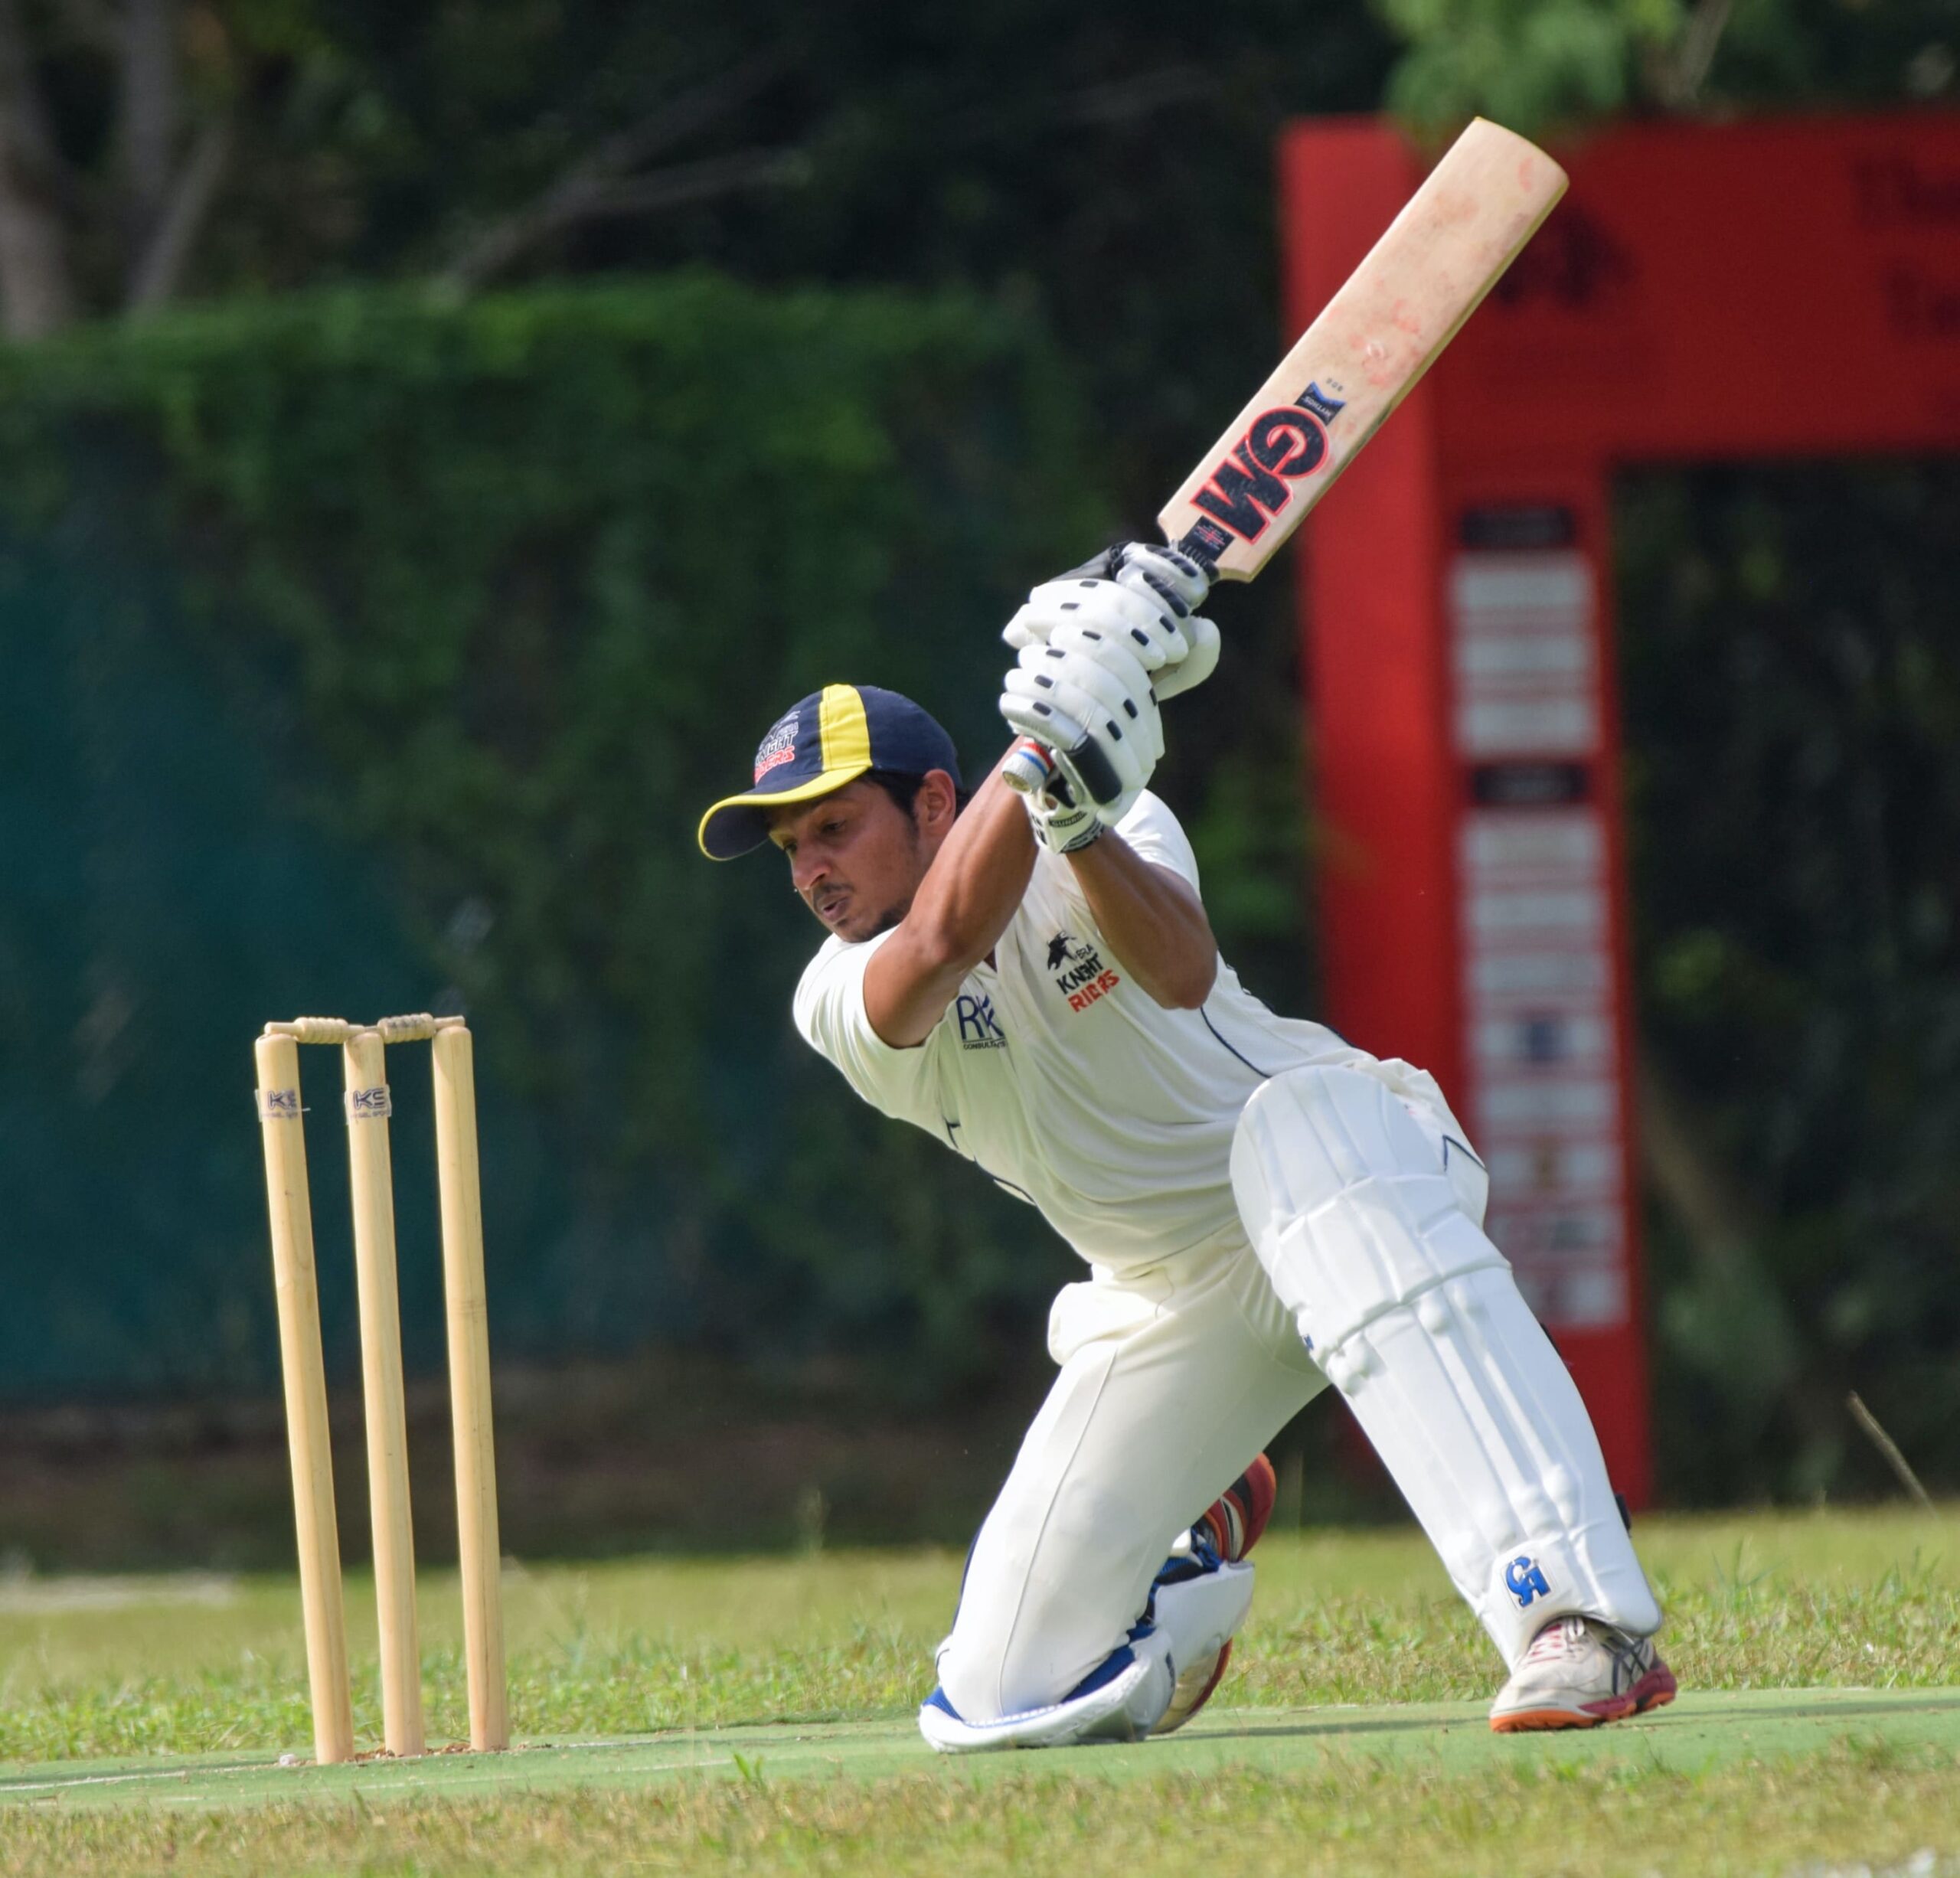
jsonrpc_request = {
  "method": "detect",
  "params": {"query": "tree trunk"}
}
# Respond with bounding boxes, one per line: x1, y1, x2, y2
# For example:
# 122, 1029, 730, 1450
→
127, 116, 228, 311
0, 0, 75, 336
120, 0, 175, 276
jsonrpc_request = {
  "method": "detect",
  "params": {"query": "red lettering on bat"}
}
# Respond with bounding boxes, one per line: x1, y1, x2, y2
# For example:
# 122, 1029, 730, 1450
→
1191, 405, 1331, 542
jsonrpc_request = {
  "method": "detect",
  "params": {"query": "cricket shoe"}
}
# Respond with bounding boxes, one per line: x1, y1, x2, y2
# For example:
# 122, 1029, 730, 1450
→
1488, 1615, 1677, 1733
1153, 1454, 1278, 1735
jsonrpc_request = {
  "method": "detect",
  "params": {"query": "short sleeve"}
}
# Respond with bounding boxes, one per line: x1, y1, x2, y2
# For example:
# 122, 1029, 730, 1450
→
792, 931, 942, 1122
1112, 790, 1200, 890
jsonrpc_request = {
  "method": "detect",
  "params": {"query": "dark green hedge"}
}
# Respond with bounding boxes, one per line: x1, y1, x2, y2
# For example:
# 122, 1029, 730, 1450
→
0, 276, 1109, 1397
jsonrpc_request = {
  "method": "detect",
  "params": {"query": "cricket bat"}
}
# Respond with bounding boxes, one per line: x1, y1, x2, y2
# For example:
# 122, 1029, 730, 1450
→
1004, 116, 1567, 802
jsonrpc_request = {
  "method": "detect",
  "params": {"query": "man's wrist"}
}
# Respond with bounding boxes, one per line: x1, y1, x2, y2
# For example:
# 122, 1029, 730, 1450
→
1022, 791, 1105, 855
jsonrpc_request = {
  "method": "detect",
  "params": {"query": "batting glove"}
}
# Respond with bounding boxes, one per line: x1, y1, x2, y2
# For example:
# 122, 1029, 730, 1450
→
999, 638, 1160, 818
1019, 773, 1109, 854
1002, 543, 1220, 703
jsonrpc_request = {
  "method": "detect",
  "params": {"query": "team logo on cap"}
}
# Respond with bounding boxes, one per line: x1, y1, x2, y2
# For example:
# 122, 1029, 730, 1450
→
753, 711, 800, 783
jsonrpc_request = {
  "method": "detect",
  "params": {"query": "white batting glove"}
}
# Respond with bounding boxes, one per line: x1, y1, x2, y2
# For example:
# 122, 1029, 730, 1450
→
1112, 544, 1220, 703
999, 637, 1160, 817
1020, 777, 1107, 854
1003, 574, 1187, 681
1001, 542, 1220, 702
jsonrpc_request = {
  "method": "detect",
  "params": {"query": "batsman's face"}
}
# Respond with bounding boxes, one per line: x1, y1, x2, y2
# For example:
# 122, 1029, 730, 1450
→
768, 778, 938, 942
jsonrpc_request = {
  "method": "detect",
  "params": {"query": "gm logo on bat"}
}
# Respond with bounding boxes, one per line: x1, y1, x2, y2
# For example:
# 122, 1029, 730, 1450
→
1191, 382, 1346, 544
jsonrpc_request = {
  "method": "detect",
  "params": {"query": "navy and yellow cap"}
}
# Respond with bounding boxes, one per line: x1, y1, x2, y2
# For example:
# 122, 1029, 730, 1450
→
697, 683, 962, 861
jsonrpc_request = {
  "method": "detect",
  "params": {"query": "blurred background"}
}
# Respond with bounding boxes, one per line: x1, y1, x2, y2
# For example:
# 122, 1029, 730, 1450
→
0, 0, 1955, 1573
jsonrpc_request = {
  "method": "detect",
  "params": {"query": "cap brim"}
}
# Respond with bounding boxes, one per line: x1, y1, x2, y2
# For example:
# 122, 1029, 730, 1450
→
697, 762, 874, 860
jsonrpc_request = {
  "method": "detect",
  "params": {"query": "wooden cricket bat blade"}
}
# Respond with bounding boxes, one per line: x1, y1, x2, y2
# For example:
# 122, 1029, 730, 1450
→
1161, 118, 1567, 581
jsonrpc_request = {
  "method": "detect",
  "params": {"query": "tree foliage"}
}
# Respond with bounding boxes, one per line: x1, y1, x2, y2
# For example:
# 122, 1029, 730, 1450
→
1379, 0, 1957, 135
1, 2, 1951, 335
5, 0, 1957, 1486
1619, 462, 1960, 1499
0, 277, 1110, 1395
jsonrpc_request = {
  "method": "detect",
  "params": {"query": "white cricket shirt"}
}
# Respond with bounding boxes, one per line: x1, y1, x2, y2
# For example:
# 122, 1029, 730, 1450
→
793, 791, 1457, 1272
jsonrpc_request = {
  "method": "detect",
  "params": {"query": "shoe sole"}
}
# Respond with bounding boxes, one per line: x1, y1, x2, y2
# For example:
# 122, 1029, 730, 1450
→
1155, 1639, 1232, 1736
1233, 1455, 1278, 1558
1490, 1661, 1678, 1734
1157, 1455, 1278, 1737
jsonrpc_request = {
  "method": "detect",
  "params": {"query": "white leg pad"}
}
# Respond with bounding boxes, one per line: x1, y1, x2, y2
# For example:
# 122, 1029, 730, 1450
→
1230, 1066, 1661, 1664
1152, 1559, 1256, 1672
918, 1627, 1174, 1753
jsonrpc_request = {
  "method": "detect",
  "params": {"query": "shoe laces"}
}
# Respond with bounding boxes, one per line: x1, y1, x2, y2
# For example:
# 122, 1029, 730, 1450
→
1521, 1616, 1589, 1664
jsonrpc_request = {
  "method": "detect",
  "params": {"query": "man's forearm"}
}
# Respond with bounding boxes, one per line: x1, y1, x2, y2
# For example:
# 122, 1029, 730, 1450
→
905, 759, 1037, 962
861, 754, 1037, 1047
1067, 831, 1217, 1009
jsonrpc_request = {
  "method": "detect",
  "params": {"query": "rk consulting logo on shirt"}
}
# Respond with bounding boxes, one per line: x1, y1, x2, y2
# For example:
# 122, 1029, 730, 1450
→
1045, 932, 1122, 1014
956, 991, 1008, 1048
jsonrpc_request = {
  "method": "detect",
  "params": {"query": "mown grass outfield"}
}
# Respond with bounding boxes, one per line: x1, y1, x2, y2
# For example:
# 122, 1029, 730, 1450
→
2, 1508, 1956, 1874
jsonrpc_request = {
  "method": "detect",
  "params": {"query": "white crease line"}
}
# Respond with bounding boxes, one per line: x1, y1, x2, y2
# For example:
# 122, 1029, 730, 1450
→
2, 1752, 748, 1803
2, 1759, 273, 1797
0, 1574, 240, 1614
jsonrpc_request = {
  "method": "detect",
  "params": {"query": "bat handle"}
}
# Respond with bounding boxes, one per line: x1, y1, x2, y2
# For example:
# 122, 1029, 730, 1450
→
1001, 737, 1059, 797
1169, 527, 1222, 585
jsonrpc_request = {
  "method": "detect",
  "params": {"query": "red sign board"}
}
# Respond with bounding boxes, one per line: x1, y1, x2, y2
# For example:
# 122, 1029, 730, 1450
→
1281, 112, 1960, 1505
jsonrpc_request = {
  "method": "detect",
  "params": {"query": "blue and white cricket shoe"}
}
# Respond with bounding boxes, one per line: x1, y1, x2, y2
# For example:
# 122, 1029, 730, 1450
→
919, 1626, 1175, 1753
1155, 1453, 1276, 1733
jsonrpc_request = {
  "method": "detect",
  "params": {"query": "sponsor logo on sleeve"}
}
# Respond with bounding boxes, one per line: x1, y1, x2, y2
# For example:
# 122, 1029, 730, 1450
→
1044, 931, 1122, 1014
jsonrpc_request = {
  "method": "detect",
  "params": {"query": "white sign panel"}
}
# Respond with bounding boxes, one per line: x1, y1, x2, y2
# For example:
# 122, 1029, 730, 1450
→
1452, 545, 1631, 1331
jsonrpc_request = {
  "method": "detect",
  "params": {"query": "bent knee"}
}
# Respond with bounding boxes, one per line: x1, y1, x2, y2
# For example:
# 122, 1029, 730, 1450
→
936, 1603, 1119, 1724
936, 1627, 1072, 1725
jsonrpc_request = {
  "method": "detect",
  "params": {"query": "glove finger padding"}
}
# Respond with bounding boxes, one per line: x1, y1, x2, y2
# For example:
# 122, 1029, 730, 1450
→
998, 684, 1089, 764
1151, 613, 1220, 703
1114, 541, 1212, 617
1001, 580, 1093, 655
996, 701, 1126, 818
1003, 577, 1188, 676
1042, 635, 1160, 776
1041, 619, 1161, 735
998, 688, 1112, 812
1014, 639, 1161, 776
1002, 660, 1151, 806
1001, 670, 1148, 803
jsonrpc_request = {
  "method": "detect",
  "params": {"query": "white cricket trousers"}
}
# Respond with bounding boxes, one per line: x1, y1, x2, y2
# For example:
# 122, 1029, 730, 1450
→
933, 1223, 1326, 1723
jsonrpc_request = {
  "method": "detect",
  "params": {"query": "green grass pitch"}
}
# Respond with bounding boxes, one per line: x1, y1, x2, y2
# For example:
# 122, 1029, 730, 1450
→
2, 1508, 1956, 1874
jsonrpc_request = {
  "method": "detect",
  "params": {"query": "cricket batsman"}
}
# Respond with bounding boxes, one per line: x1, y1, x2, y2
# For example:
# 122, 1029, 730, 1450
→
697, 543, 1675, 1749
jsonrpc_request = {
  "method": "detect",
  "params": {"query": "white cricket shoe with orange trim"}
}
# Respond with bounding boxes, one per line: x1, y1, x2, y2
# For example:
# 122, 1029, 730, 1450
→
1488, 1615, 1677, 1733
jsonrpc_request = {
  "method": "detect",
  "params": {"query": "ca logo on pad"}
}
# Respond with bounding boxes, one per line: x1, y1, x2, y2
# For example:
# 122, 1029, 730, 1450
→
1505, 1556, 1551, 1608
